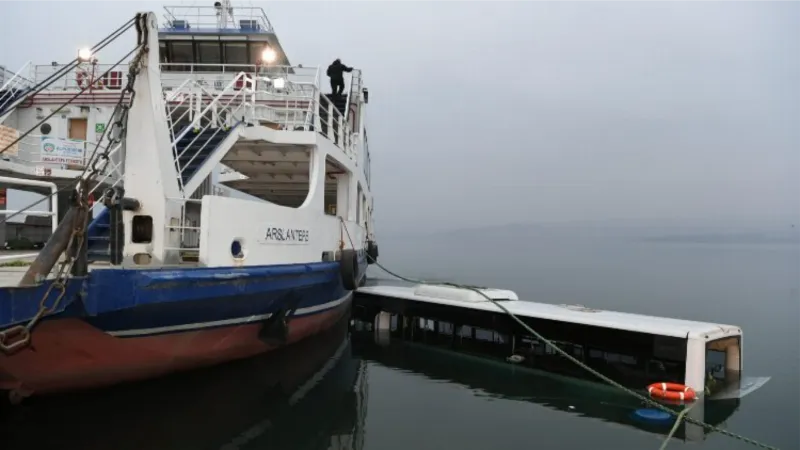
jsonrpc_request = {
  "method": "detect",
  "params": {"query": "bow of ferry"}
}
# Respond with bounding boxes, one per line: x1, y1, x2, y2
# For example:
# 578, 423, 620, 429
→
0, 3, 378, 401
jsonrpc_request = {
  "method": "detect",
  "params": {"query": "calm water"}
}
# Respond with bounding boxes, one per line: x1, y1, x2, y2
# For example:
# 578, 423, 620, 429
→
1, 231, 798, 450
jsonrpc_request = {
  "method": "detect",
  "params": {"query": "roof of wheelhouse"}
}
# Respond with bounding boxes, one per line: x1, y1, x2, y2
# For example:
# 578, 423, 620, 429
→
158, 3, 291, 67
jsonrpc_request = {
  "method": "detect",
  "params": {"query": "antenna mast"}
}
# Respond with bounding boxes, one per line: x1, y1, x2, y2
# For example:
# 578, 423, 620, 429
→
215, 0, 235, 29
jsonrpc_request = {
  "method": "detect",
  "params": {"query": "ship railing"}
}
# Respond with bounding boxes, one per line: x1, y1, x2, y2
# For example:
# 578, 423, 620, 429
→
0, 63, 34, 89
164, 77, 223, 143
161, 64, 358, 160
0, 62, 35, 113
316, 91, 357, 160
171, 71, 254, 193
0, 175, 59, 234
235, 84, 357, 160
160, 63, 318, 96
2, 134, 123, 180
32, 63, 129, 91
162, 5, 274, 33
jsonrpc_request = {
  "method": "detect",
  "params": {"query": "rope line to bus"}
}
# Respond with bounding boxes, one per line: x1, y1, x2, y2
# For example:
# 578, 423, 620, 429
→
337, 219, 777, 450
658, 402, 698, 450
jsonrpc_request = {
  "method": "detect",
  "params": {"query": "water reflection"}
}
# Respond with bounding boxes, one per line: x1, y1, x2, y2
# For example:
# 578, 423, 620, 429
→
351, 332, 741, 443
0, 318, 746, 450
0, 318, 365, 450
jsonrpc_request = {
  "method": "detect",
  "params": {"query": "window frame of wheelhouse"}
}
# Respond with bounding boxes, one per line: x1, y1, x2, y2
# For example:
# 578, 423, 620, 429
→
392, 311, 742, 398
158, 39, 281, 73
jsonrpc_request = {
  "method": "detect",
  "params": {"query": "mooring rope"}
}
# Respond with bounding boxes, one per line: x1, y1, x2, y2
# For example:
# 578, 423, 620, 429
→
337, 219, 778, 450
658, 402, 698, 450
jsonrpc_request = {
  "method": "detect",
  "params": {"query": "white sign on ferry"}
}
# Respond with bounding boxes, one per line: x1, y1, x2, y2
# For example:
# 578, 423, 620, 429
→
40, 137, 85, 165
262, 226, 310, 245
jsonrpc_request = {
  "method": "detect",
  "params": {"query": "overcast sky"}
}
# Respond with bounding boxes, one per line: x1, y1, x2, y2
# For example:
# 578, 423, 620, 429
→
2, 1, 798, 234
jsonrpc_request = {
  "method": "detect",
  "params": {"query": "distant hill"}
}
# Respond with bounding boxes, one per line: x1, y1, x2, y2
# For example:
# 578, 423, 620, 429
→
384, 220, 800, 245
644, 232, 800, 245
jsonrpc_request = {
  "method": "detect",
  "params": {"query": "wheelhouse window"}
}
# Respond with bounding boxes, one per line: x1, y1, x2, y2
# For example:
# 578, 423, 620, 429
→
159, 41, 168, 64
196, 41, 222, 69
159, 40, 275, 73
169, 42, 194, 63
248, 42, 279, 67
223, 42, 249, 71
166, 41, 194, 72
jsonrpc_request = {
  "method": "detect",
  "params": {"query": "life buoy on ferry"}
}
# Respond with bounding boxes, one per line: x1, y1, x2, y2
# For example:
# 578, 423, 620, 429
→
75, 69, 90, 89
339, 249, 359, 291
647, 382, 697, 402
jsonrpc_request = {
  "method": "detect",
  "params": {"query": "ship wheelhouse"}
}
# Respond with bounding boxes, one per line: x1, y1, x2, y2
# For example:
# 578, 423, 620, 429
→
158, 4, 292, 87
158, 7, 290, 71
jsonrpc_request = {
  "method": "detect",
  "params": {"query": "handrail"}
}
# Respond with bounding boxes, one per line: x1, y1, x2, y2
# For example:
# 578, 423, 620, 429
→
161, 4, 274, 32
340, 71, 356, 150
165, 78, 231, 141
172, 71, 251, 144
0, 62, 34, 114
31, 63, 129, 91
170, 72, 253, 192
0, 175, 58, 233
0, 62, 33, 92
161, 66, 360, 161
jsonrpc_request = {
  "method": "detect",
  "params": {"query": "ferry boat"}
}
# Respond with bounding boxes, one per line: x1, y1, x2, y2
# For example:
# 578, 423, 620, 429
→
0, 2, 378, 402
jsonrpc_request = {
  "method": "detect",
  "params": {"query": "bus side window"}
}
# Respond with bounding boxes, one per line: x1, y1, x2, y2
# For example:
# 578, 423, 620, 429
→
647, 359, 666, 374
705, 349, 726, 380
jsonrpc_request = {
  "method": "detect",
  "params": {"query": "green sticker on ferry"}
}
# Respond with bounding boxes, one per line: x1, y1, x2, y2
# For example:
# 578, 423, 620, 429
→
95, 123, 106, 133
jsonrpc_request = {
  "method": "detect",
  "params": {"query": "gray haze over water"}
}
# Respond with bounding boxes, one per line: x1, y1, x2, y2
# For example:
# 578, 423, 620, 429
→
1, 232, 796, 450
2, 1, 798, 234
368, 229, 799, 450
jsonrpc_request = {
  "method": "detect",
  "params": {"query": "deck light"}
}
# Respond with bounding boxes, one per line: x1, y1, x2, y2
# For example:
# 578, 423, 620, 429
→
78, 48, 93, 62
261, 47, 277, 64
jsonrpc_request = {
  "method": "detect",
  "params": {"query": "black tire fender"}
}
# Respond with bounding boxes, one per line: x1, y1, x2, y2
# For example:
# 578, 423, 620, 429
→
340, 249, 359, 290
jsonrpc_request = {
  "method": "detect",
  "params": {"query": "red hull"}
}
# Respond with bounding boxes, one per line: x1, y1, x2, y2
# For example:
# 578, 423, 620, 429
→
0, 298, 351, 398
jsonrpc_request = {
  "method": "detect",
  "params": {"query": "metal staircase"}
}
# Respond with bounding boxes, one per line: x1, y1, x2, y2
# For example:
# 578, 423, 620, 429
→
87, 208, 111, 263
0, 62, 34, 124
166, 73, 252, 196
172, 120, 240, 186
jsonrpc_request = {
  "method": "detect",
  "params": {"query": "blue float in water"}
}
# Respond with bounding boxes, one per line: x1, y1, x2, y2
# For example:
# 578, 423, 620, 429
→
633, 408, 673, 423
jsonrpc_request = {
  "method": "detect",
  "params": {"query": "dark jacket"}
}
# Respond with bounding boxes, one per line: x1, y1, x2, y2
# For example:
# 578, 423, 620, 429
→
326, 60, 353, 81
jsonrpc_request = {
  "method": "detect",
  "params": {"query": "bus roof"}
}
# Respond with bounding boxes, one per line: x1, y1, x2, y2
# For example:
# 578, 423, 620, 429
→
357, 284, 742, 340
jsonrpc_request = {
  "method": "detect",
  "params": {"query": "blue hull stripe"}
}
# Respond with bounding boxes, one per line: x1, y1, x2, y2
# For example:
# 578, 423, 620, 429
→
83, 261, 344, 314
1, 257, 368, 334
106, 291, 352, 338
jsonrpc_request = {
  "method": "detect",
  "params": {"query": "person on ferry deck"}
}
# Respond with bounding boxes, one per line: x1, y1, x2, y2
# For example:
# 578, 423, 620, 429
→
327, 59, 353, 96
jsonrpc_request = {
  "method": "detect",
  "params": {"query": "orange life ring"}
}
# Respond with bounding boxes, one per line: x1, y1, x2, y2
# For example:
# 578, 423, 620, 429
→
75, 69, 90, 89
647, 382, 697, 402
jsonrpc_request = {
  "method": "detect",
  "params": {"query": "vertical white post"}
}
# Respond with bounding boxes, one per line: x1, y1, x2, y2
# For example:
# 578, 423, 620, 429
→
299, 147, 325, 211
122, 12, 183, 265
375, 311, 391, 346
336, 172, 349, 219
684, 337, 706, 395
